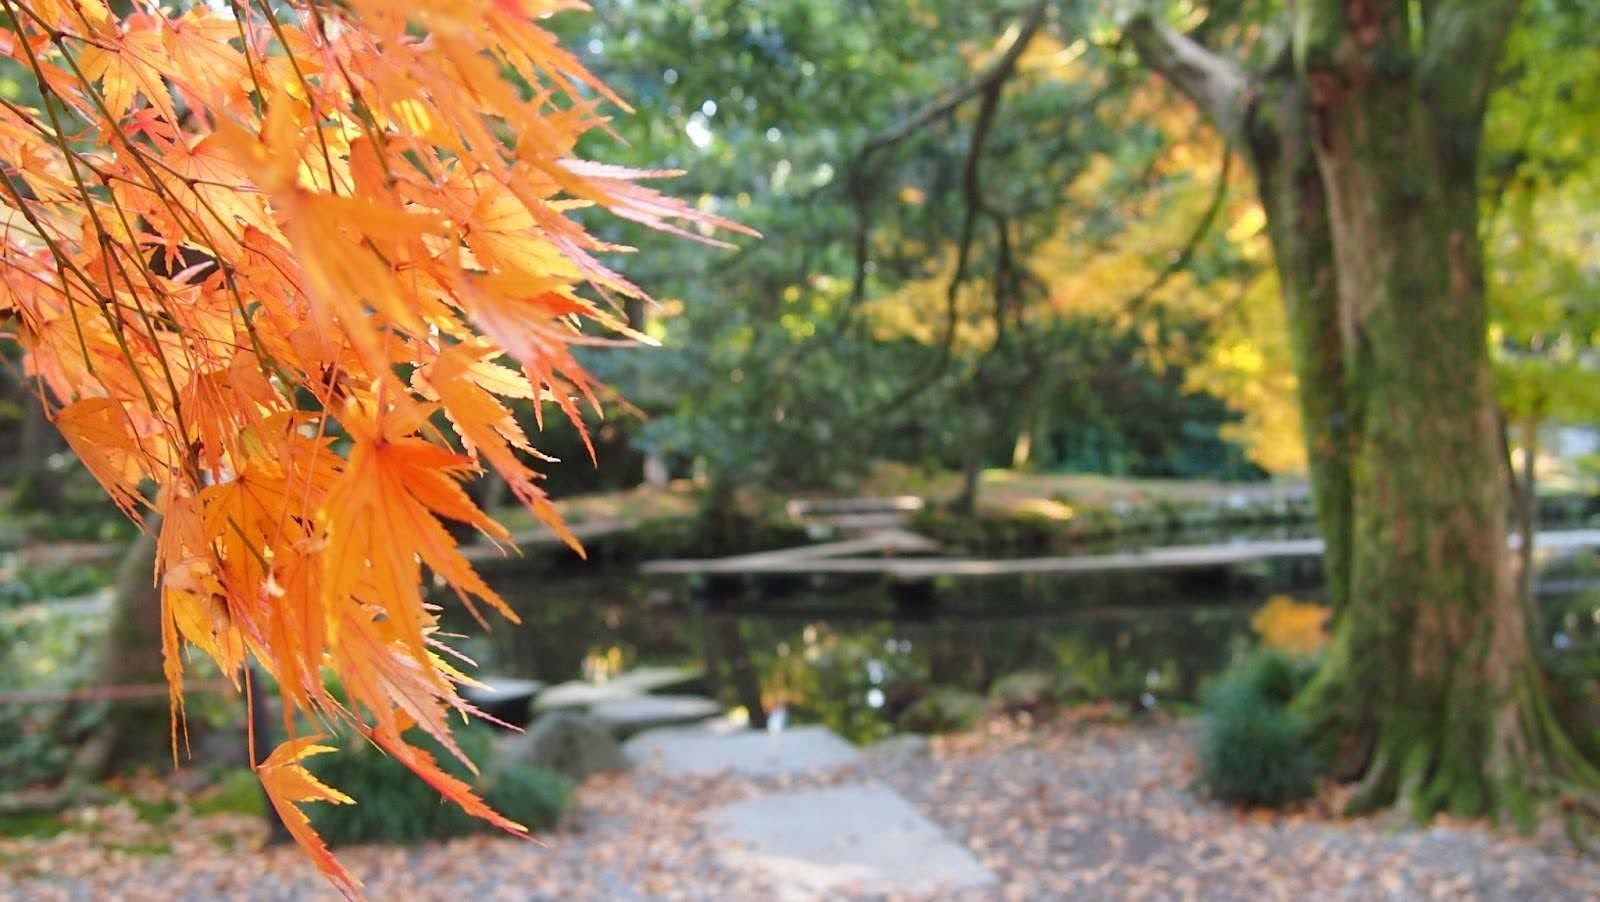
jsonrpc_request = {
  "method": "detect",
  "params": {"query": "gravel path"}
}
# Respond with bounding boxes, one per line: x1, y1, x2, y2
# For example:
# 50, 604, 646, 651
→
4, 717, 1597, 900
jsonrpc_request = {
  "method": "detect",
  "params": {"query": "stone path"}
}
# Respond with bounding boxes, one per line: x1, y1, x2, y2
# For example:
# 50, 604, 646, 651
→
708, 784, 994, 900
623, 722, 997, 897
623, 723, 862, 778
7, 718, 1598, 900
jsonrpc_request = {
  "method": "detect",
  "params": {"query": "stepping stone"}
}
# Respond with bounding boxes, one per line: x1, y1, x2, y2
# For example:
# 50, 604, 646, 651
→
706, 782, 995, 898
607, 664, 706, 695
459, 677, 544, 727
535, 666, 706, 712
535, 680, 633, 711
623, 724, 863, 778
588, 694, 723, 737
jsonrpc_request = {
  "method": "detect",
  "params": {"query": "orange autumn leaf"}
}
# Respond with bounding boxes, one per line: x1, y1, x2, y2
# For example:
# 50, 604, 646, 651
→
0, 1, 751, 895
258, 737, 361, 899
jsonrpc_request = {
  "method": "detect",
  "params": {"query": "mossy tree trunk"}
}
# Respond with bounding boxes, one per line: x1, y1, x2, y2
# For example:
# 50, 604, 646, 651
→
70, 530, 166, 782
1129, 0, 1597, 824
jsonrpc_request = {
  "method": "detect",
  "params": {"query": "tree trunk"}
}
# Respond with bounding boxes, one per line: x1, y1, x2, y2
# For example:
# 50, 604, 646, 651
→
15, 393, 64, 512
1128, 1, 1596, 824
711, 614, 766, 729
69, 530, 165, 782
1244, 74, 1354, 615
1294, 0, 1587, 823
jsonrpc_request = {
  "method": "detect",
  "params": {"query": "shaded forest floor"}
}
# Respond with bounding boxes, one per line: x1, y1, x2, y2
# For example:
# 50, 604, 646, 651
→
4, 716, 1597, 900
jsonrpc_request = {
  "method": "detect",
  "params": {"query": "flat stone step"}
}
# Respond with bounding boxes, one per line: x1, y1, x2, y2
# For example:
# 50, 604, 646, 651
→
607, 664, 706, 695
588, 694, 723, 737
535, 665, 706, 712
623, 724, 863, 778
706, 782, 995, 899
535, 681, 633, 711
459, 677, 545, 727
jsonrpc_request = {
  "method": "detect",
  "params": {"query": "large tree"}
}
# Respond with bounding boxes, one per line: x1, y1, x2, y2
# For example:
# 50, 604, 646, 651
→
1123, 0, 1597, 820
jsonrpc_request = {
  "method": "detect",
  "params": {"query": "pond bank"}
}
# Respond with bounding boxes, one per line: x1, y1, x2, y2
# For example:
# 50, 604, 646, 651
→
6, 714, 1596, 900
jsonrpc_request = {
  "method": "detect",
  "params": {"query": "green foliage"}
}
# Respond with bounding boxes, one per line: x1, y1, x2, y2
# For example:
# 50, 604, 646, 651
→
0, 564, 113, 608
912, 490, 1315, 556
306, 725, 570, 846
192, 769, 269, 819
0, 603, 105, 792
989, 670, 1076, 713
760, 623, 924, 744
896, 687, 986, 735
0, 811, 71, 840
541, 0, 1276, 500
1198, 649, 1321, 807
624, 511, 812, 560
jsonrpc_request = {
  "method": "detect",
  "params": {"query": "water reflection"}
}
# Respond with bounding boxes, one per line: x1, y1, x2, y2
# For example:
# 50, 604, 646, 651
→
454, 552, 1600, 745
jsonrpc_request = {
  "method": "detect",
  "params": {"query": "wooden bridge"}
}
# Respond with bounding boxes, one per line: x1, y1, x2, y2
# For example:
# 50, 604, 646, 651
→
640, 528, 1600, 581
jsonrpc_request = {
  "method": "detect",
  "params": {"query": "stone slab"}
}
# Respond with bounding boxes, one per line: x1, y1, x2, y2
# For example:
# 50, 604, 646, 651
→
459, 677, 545, 727
534, 666, 706, 712
535, 680, 633, 711
706, 782, 995, 899
608, 665, 705, 695
587, 694, 723, 737
623, 724, 863, 778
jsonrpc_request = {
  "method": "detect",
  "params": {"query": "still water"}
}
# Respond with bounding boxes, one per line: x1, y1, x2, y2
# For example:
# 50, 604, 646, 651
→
454, 543, 1597, 744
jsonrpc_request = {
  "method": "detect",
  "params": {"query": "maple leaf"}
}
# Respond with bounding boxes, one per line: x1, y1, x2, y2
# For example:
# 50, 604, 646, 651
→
258, 737, 361, 899
0, 1, 749, 892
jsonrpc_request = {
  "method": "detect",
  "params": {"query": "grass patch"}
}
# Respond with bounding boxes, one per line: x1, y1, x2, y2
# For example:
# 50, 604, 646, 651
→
0, 812, 70, 840
191, 768, 266, 818
102, 841, 173, 857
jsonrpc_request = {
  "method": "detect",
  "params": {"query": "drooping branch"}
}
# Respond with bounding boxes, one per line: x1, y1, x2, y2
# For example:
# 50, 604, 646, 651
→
854, 0, 1050, 164
846, 0, 1050, 311
1121, 10, 1251, 143
1120, 141, 1234, 317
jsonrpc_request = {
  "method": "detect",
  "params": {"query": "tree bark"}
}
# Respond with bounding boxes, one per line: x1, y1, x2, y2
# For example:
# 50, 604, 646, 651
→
69, 530, 165, 782
14, 388, 64, 512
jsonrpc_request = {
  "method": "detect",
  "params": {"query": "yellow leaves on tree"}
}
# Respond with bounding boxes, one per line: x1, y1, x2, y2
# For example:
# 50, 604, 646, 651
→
1250, 595, 1331, 656
0, 1, 751, 894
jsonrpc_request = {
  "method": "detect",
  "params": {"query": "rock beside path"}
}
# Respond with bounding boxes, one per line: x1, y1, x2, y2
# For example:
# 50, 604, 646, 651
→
498, 711, 628, 781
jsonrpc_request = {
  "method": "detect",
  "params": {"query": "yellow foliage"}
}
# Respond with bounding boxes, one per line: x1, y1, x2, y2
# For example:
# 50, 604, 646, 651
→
1250, 596, 1331, 655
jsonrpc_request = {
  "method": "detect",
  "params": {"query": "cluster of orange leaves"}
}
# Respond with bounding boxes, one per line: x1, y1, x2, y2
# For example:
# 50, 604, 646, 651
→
0, 0, 747, 894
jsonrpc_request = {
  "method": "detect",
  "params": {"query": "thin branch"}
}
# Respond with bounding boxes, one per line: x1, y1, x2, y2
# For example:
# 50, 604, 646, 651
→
1121, 141, 1235, 317
846, 0, 1050, 311
854, 1, 1051, 163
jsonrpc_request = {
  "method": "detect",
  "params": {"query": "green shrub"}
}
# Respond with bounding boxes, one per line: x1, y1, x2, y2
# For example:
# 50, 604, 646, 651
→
192, 768, 268, 818
896, 687, 986, 734
483, 762, 570, 832
306, 725, 570, 846
1198, 649, 1321, 806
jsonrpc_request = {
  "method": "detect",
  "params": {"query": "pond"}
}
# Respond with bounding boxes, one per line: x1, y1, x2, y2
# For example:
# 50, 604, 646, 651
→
452, 534, 1600, 744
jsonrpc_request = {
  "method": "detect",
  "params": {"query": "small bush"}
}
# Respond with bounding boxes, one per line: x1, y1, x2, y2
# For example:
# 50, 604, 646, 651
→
1198, 649, 1321, 806
306, 725, 570, 846
192, 768, 268, 818
483, 762, 570, 831
896, 688, 986, 734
